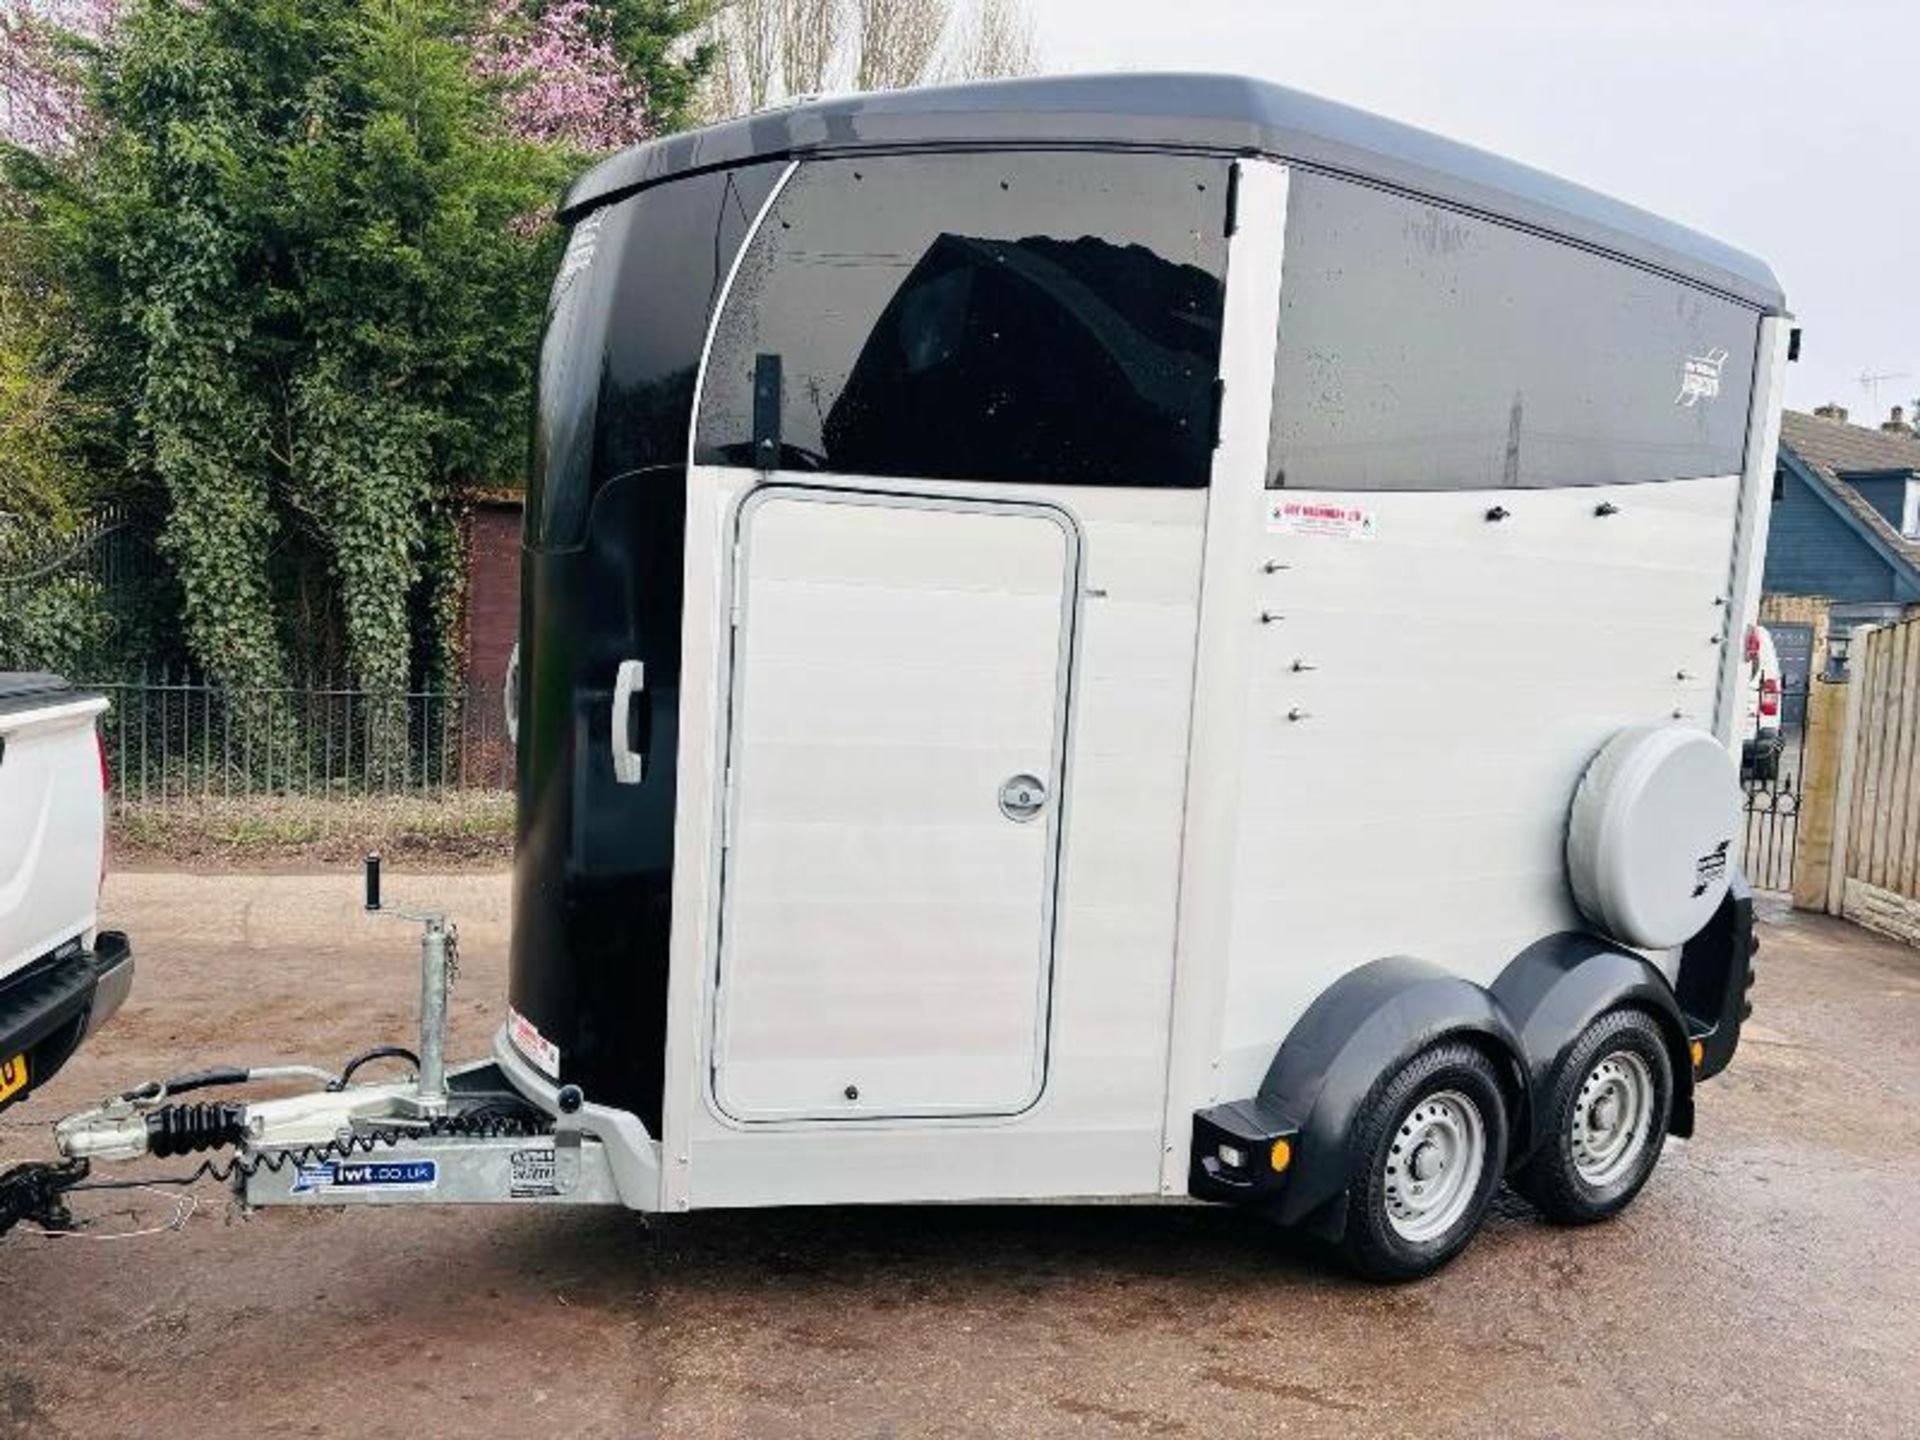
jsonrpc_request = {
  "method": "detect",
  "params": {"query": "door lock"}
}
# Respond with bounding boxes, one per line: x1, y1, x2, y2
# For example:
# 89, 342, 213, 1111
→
998, 774, 1048, 822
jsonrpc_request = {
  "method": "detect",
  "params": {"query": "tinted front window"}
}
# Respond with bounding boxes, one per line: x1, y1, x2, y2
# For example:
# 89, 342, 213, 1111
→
697, 152, 1231, 487
1267, 173, 1760, 491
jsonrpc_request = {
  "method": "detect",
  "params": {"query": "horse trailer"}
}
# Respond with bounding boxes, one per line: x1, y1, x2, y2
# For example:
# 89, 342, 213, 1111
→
47, 75, 1778, 1280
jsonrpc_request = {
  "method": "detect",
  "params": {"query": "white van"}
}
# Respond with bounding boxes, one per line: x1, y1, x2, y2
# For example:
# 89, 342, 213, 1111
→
56, 75, 1780, 1280
1741, 625, 1784, 781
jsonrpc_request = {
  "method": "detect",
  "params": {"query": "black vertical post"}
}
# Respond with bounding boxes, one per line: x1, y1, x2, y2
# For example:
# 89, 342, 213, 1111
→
753, 353, 783, 472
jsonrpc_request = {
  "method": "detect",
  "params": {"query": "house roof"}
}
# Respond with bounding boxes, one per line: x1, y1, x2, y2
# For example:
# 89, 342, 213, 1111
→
1778, 410, 1920, 569
560, 73, 1783, 312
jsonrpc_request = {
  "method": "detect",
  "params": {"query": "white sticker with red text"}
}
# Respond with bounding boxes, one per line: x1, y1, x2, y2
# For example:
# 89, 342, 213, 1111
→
508, 1006, 562, 1079
1266, 498, 1377, 541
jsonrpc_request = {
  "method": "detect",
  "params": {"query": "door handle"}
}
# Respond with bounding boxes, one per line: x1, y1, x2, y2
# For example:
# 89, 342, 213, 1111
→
611, 659, 645, 785
504, 641, 521, 747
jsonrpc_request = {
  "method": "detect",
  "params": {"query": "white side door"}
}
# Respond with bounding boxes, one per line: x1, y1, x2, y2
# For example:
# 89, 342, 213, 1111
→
712, 486, 1078, 1122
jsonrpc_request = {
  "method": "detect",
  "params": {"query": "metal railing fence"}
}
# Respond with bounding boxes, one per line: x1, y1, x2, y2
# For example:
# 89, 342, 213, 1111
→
89, 670, 513, 812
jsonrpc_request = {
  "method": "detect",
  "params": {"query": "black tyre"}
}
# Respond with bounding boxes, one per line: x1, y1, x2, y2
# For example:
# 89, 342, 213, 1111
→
1339, 1041, 1509, 1283
1514, 1007, 1673, 1225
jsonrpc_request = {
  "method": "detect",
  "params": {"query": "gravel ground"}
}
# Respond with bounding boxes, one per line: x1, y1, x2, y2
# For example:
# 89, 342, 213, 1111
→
0, 873, 1915, 1439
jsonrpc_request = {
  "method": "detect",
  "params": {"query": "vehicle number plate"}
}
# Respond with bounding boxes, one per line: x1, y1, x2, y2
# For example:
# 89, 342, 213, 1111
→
0, 1053, 29, 1105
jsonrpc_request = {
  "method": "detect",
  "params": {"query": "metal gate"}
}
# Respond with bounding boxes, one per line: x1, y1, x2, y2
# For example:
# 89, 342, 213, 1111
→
1741, 663, 1814, 893
1770, 622, 1814, 729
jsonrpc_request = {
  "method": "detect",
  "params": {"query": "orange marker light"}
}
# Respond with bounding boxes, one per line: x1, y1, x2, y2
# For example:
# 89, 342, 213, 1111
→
1690, 1040, 1705, 1070
1270, 1138, 1292, 1173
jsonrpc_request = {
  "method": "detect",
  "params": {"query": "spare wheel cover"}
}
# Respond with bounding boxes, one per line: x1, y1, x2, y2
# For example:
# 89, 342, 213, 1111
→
1567, 724, 1740, 950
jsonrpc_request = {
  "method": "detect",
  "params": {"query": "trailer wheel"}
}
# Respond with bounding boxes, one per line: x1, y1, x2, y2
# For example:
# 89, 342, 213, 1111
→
1515, 1008, 1672, 1224
1340, 1041, 1508, 1282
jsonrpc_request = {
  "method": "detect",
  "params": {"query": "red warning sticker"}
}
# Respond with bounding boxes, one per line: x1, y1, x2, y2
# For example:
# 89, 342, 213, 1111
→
1266, 498, 1377, 541
508, 1006, 562, 1079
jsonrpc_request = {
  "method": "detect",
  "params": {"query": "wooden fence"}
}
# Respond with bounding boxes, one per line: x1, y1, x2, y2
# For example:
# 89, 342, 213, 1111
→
1798, 613, 1920, 944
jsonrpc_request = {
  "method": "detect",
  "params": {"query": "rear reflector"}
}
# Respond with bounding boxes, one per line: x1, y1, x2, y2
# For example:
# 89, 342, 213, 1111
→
96, 725, 110, 894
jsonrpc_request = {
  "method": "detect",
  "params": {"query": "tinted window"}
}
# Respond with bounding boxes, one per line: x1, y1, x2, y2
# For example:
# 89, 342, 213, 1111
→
1267, 173, 1760, 491
528, 163, 782, 548
697, 152, 1231, 488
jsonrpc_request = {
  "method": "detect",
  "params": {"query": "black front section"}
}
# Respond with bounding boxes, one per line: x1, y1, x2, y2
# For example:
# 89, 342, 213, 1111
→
509, 164, 781, 1135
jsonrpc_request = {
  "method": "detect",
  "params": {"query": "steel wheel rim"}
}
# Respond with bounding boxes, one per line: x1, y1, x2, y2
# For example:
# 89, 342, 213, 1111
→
1571, 1049, 1655, 1187
1383, 1089, 1486, 1243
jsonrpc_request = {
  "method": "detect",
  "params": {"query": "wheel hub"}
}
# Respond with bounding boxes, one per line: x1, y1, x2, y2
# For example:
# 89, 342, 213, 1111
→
1383, 1090, 1486, 1243
1589, 1092, 1620, 1132
1409, 1142, 1443, 1183
1570, 1050, 1655, 1188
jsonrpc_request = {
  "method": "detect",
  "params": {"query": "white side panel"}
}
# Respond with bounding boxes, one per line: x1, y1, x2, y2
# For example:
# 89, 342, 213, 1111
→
666, 476, 1206, 1207
713, 490, 1074, 1121
1211, 474, 1742, 1100
0, 697, 107, 981
1158, 159, 1291, 1191
1714, 317, 1790, 751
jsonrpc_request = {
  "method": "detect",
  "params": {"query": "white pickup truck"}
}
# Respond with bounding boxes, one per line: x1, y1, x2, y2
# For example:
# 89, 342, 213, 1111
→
0, 673, 131, 1113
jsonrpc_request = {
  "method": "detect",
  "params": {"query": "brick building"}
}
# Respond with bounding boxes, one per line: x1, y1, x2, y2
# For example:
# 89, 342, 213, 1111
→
462, 494, 523, 755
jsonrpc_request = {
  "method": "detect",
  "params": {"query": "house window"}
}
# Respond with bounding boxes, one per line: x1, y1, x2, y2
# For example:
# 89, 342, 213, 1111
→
1903, 478, 1920, 538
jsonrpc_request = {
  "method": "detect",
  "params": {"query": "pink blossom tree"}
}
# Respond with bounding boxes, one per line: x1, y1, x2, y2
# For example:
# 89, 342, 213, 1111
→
472, 0, 653, 152
0, 0, 116, 154
6, 0, 657, 159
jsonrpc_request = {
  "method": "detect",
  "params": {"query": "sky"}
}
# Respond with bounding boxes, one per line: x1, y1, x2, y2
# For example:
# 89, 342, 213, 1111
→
1029, 0, 1918, 421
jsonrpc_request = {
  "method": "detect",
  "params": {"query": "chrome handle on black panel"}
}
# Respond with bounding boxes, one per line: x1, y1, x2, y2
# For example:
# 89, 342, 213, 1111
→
611, 659, 646, 785
504, 641, 521, 748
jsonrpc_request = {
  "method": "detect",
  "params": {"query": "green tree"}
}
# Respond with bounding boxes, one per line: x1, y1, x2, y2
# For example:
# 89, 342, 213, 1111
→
0, 185, 92, 534
0, 162, 117, 672
4, 0, 720, 700
597, 0, 721, 132
8, 0, 573, 705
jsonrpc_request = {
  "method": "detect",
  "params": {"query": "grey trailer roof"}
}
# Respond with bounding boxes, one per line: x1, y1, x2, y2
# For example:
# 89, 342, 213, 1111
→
561, 72, 1783, 312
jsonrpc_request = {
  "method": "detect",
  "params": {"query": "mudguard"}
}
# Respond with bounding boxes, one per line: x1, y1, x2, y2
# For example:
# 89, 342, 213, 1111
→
1489, 932, 1696, 1159
1673, 872, 1756, 1081
1255, 957, 1526, 1236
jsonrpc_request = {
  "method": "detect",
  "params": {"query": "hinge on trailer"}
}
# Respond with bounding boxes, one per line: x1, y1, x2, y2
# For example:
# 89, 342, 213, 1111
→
729, 544, 745, 627
1208, 377, 1227, 450
1224, 161, 1241, 237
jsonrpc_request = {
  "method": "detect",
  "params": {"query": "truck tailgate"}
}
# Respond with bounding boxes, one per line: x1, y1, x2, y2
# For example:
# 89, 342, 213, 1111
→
0, 676, 109, 983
